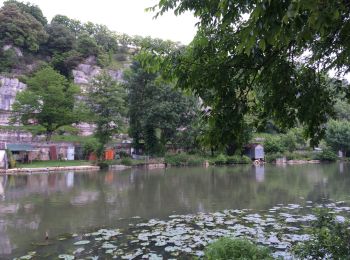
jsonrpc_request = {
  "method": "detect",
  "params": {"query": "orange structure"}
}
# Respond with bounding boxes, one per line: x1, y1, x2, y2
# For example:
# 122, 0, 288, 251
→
104, 149, 115, 160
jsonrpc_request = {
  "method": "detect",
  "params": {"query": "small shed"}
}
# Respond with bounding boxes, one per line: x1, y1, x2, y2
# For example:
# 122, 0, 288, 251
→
7, 143, 35, 163
67, 146, 75, 161
0, 142, 8, 170
105, 148, 115, 160
244, 144, 265, 160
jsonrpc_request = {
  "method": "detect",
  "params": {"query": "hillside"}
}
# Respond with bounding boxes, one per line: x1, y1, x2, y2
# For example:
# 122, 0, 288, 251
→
0, 0, 138, 141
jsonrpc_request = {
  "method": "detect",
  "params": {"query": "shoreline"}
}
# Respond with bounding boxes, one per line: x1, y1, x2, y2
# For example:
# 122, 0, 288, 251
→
0, 165, 100, 175
1, 160, 339, 175
0, 163, 167, 175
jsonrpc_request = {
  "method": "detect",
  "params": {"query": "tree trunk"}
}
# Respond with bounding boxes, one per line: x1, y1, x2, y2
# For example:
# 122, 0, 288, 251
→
226, 143, 237, 156
46, 131, 53, 142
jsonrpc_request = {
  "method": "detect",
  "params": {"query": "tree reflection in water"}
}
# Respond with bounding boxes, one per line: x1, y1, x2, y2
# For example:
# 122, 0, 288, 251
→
0, 163, 349, 258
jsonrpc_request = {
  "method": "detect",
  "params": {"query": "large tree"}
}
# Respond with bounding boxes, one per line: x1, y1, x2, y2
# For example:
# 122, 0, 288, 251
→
86, 72, 126, 151
11, 67, 80, 140
125, 62, 199, 155
325, 120, 350, 156
139, 0, 350, 152
0, 2, 48, 51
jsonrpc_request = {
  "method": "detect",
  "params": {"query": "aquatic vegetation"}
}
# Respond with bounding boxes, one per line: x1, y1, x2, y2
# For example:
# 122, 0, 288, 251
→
205, 238, 273, 260
17, 201, 350, 259
293, 209, 350, 259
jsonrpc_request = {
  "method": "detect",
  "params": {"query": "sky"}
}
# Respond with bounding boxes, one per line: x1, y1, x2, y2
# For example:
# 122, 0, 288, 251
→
0, 0, 197, 44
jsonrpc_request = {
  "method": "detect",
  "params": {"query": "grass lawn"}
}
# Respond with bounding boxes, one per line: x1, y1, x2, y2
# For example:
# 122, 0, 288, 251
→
16, 160, 92, 168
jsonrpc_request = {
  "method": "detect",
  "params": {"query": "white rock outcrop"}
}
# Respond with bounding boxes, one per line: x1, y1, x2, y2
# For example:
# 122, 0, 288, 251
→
0, 77, 26, 125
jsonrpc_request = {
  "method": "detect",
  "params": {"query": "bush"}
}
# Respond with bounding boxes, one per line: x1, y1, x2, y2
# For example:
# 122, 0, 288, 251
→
118, 151, 131, 158
97, 161, 109, 169
6, 149, 16, 169
314, 148, 338, 161
165, 153, 205, 166
82, 138, 100, 159
205, 238, 273, 260
187, 155, 205, 166
280, 131, 297, 152
226, 155, 251, 164
120, 157, 133, 166
265, 153, 284, 163
293, 209, 350, 259
264, 136, 284, 154
214, 154, 227, 165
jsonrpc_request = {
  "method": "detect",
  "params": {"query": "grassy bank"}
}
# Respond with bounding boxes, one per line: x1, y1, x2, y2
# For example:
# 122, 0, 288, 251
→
17, 160, 92, 168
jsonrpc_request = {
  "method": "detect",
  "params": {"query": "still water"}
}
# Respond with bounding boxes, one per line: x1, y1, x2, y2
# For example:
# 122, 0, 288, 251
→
0, 163, 349, 258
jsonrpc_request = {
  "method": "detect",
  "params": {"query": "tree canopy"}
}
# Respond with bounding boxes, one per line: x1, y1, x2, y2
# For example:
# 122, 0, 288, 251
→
86, 72, 127, 149
0, 2, 48, 51
137, 0, 350, 152
11, 66, 80, 140
125, 62, 199, 155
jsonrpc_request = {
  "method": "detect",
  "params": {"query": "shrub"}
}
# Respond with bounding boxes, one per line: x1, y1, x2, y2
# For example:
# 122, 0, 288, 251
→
314, 148, 338, 161
118, 151, 131, 158
120, 157, 133, 166
165, 153, 205, 166
265, 153, 284, 163
6, 149, 16, 169
226, 155, 251, 164
187, 155, 205, 166
82, 138, 99, 159
214, 154, 227, 165
293, 209, 350, 259
264, 136, 284, 154
280, 131, 297, 152
97, 161, 109, 169
241, 155, 252, 164
205, 238, 273, 260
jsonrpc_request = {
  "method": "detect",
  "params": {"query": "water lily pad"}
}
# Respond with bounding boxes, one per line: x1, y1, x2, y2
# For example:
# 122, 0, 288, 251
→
73, 240, 90, 246
58, 254, 75, 260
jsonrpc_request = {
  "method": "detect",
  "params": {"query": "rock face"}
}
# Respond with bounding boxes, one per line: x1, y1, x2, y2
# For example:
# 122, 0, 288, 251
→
0, 77, 26, 125
72, 57, 124, 87
0, 56, 125, 137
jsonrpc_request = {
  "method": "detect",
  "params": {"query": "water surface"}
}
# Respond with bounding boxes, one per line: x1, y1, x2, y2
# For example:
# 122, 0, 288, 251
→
0, 163, 349, 257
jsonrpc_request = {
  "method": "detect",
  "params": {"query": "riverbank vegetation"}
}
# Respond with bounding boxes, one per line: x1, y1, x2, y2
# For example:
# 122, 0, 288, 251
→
205, 238, 273, 260
16, 160, 91, 168
1, 0, 350, 165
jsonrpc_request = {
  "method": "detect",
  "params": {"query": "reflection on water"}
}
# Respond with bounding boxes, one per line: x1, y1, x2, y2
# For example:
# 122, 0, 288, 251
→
0, 163, 350, 257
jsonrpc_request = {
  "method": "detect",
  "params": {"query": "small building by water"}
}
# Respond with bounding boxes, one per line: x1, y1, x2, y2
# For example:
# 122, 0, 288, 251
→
0, 142, 8, 170
244, 144, 265, 161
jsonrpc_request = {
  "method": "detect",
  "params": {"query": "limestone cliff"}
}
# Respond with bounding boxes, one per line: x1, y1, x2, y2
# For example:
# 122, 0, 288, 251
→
0, 77, 26, 125
0, 55, 126, 138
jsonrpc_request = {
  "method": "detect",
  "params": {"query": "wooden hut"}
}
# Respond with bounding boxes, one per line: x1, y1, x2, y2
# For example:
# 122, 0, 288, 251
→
7, 143, 36, 163
0, 142, 7, 170
244, 144, 265, 161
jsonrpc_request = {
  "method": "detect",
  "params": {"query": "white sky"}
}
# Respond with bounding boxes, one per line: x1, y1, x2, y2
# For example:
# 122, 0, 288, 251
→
0, 0, 197, 44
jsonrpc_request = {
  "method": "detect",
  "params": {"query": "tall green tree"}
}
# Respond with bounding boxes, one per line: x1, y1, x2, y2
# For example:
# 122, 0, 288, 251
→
86, 72, 126, 152
325, 120, 350, 156
0, 3, 48, 51
125, 61, 199, 155
4, 0, 47, 25
139, 0, 350, 152
11, 67, 80, 140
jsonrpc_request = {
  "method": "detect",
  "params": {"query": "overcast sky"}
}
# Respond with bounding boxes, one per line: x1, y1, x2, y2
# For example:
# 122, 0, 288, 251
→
0, 0, 197, 44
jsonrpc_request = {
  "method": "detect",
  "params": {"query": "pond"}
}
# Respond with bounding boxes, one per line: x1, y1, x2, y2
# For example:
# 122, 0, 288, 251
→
1, 163, 350, 258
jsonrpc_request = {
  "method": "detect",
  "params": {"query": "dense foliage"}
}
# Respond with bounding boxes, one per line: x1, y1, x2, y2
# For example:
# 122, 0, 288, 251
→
293, 209, 350, 259
2, 0, 350, 158
325, 120, 350, 156
125, 62, 199, 155
86, 72, 126, 152
139, 0, 350, 152
10, 67, 80, 140
0, 2, 47, 51
205, 238, 272, 260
